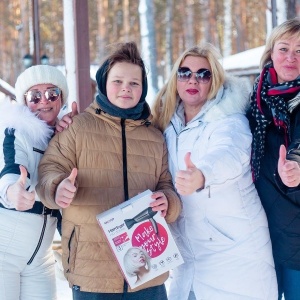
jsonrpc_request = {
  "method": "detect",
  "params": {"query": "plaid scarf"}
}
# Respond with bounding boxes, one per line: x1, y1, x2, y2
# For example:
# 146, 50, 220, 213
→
250, 63, 300, 181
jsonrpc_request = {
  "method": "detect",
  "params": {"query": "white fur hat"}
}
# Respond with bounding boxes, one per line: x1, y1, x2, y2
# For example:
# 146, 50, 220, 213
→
15, 65, 68, 106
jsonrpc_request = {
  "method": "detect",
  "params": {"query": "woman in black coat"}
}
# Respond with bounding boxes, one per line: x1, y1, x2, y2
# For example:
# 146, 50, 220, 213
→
248, 17, 300, 300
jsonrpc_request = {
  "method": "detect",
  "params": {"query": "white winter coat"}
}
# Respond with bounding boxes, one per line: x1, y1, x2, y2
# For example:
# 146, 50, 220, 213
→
0, 102, 53, 207
165, 77, 278, 300
0, 102, 57, 299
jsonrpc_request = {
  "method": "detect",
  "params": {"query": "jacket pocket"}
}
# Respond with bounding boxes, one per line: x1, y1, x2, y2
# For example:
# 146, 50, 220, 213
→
203, 218, 235, 251
66, 225, 80, 274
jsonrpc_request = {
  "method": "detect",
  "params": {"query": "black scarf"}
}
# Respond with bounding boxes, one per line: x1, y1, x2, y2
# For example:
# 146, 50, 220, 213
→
250, 63, 300, 181
95, 59, 150, 120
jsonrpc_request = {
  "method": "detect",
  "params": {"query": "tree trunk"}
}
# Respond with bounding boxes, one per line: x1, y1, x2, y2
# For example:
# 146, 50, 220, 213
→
185, 0, 195, 48
223, 0, 232, 57
139, 0, 158, 106
97, 0, 108, 59
123, 0, 130, 41
285, 0, 297, 19
165, 0, 173, 78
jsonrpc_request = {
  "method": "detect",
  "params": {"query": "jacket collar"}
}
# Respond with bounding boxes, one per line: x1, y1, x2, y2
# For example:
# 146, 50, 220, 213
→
85, 100, 153, 130
0, 101, 53, 146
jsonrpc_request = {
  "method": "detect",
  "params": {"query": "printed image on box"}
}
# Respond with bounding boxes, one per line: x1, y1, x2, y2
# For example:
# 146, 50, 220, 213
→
96, 190, 184, 289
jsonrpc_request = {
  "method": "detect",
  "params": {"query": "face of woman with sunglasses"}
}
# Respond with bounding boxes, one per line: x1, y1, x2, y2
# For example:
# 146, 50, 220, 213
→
177, 56, 212, 113
25, 84, 62, 126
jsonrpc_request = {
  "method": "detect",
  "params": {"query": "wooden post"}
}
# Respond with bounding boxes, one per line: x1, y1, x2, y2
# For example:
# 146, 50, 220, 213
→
32, 0, 41, 65
73, 0, 92, 112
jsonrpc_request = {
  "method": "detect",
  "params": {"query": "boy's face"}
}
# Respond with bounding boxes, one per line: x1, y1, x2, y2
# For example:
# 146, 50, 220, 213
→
106, 62, 143, 109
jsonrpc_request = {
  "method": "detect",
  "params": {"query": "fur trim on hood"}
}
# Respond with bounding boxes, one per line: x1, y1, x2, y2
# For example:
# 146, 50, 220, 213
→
201, 76, 251, 122
0, 101, 53, 147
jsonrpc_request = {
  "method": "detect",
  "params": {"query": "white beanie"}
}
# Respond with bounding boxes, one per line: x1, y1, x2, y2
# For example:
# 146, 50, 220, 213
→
15, 65, 69, 106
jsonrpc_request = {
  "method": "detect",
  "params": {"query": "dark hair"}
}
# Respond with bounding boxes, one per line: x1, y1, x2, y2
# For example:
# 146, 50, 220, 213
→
96, 42, 148, 100
107, 42, 145, 71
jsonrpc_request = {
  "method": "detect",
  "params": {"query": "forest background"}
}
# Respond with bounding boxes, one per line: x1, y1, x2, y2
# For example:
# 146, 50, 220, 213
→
0, 0, 300, 91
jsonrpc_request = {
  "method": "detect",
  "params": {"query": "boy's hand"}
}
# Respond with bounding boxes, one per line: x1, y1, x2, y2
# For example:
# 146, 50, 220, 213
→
150, 191, 168, 217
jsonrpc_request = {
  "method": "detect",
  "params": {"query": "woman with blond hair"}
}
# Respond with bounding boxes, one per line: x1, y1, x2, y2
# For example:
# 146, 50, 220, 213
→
152, 43, 277, 299
123, 247, 151, 284
248, 18, 300, 300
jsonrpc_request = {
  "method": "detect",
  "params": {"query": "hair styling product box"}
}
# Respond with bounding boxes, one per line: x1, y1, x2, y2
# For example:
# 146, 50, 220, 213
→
96, 189, 184, 289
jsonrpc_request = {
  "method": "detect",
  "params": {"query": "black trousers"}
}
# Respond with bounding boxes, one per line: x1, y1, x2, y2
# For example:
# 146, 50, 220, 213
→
72, 284, 168, 300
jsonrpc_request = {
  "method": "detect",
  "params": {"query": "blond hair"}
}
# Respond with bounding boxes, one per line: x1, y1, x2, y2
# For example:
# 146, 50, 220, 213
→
261, 17, 300, 68
152, 43, 225, 132
123, 247, 151, 277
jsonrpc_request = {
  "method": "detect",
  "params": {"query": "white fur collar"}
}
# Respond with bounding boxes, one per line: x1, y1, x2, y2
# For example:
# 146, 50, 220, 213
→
201, 76, 251, 122
0, 101, 53, 146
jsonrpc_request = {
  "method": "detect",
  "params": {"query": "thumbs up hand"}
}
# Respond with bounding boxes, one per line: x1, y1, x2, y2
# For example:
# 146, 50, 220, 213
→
278, 145, 300, 187
175, 152, 205, 195
55, 168, 78, 208
55, 101, 78, 133
6, 165, 35, 211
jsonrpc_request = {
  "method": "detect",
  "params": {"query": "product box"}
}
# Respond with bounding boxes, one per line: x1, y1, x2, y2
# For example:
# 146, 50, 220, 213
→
96, 189, 184, 289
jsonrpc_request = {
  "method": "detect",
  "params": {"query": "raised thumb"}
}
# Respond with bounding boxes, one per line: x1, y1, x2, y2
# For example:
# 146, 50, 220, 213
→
18, 165, 28, 186
68, 168, 78, 185
278, 144, 287, 167
184, 152, 196, 170
70, 101, 78, 117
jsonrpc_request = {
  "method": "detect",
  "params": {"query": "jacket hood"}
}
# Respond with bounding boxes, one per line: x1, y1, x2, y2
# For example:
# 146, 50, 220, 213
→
201, 76, 251, 122
0, 101, 53, 146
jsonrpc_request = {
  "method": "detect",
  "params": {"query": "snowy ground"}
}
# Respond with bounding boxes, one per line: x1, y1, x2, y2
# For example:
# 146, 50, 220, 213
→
56, 275, 72, 300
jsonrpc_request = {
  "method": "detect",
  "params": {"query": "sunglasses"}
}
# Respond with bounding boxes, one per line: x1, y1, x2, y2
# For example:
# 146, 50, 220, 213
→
24, 87, 61, 104
177, 67, 212, 84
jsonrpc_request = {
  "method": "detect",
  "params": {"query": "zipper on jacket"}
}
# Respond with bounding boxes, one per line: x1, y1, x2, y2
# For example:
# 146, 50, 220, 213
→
27, 215, 47, 265
66, 228, 75, 273
121, 118, 129, 293
121, 119, 129, 201
206, 186, 211, 198
170, 121, 190, 171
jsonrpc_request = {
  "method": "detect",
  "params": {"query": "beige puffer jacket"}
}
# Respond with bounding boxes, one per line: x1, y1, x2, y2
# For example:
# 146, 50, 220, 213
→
37, 101, 181, 293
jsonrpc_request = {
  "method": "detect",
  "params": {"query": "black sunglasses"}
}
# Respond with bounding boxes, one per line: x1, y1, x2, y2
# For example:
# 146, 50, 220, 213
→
177, 67, 212, 84
24, 87, 61, 104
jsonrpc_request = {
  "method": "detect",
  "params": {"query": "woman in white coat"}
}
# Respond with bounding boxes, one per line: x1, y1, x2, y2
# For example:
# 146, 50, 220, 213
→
152, 43, 277, 300
0, 65, 68, 300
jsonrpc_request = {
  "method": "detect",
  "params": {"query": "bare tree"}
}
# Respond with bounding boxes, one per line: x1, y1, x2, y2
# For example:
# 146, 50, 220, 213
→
200, 0, 211, 43
97, 0, 108, 59
285, 0, 297, 18
223, 0, 232, 57
185, 0, 195, 48
233, 0, 245, 53
123, 0, 130, 41
165, 0, 173, 78
139, 0, 158, 105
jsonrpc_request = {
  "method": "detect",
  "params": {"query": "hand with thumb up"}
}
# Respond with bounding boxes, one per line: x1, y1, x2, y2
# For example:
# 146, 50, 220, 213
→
278, 145, 300, 187
55, 168, 78, 208
55, 101, 78, 134
6, 165, 35, 211
175, 152, 205, 195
